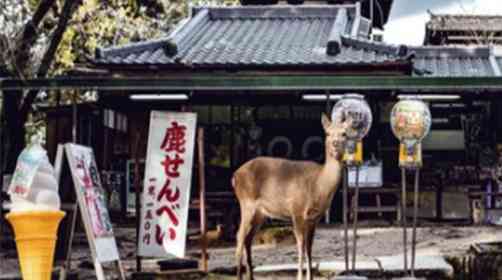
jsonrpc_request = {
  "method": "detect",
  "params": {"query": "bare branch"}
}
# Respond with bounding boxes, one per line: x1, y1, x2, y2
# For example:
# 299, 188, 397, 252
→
37, 0, 77, 77
20, 0, 78, 117
13, 0, 57, 76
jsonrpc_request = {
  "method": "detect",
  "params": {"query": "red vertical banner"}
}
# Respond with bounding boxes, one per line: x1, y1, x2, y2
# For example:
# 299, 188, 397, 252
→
138, 111, 197, 258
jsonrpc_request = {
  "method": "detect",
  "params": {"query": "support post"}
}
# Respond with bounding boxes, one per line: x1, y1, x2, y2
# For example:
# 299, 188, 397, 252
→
197, 128, 208, 272
57, 94, 81, 280
72, 93, 78, 143
401, 168, 408, 273
325, 91, 332, 224
133, 122, 147, 272
351, 166, 360, 271
411, 169, 420, 276
343, 167, 349, 272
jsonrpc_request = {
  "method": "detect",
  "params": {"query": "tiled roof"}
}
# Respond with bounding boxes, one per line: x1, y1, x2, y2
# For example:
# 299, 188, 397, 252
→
427, 14, 502, 32
239, 0, 394, 28
410, 46, 500, 77
94, 5, 410, 69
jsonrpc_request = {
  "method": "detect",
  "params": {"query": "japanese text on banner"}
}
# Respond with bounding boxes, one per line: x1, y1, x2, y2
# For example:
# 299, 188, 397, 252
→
139, 111, 197, 258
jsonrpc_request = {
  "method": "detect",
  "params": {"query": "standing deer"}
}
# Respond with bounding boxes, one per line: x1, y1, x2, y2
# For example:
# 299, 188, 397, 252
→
232, 113, 349, 280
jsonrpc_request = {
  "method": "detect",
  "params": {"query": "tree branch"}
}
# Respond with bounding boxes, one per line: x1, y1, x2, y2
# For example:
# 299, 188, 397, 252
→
37, 0, 77, 77
14, 0, 57, 77
20, 0, 78, 117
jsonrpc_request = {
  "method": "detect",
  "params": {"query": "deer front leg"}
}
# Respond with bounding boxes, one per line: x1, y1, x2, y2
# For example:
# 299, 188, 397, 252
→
305, 223, 317, 280
293, 216, 306, 280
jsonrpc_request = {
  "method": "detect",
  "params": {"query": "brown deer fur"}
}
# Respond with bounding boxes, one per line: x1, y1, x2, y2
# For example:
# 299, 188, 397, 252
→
232, 113, 349, 280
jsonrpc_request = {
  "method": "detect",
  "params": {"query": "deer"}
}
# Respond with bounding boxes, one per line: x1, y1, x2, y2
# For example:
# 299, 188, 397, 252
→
232, 113, 350, 280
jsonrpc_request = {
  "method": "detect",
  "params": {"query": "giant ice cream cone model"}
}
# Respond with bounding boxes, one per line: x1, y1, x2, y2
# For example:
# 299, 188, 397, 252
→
6, 211, 65, 280
6, 136, 65, 280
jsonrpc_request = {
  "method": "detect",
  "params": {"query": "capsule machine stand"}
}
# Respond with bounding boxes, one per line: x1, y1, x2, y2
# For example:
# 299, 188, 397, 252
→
391, 143, 426, 280
335, 141, 368, 280
389, 97, 431, 280
330, 93, 372, 280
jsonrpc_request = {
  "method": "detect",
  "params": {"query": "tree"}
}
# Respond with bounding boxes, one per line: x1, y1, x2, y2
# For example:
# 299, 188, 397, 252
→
1, 0, 237, 173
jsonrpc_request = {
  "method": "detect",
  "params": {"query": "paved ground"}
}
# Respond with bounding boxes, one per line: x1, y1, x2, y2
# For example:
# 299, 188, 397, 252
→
1, 224, 501, 279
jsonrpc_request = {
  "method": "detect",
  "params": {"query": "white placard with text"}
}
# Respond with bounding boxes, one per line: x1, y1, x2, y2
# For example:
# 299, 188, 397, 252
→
138, 111, 197, 258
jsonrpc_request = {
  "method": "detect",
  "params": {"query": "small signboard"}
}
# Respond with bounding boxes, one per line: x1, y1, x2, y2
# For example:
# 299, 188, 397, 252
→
64, 144, 121, 263
125, 159, 145, 214
348, 161, 383, 188
138, 111, 197, 258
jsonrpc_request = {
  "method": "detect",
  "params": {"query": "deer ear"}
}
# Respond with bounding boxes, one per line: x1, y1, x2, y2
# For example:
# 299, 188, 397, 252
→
321, 113, 332, 133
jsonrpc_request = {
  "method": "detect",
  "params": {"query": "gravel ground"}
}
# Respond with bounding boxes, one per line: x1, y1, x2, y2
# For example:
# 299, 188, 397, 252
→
1, 224, 502, 279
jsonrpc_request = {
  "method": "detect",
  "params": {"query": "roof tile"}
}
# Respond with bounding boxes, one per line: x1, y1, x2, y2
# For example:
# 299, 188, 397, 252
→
95, 5, 407, 68
410, 46, 496, 77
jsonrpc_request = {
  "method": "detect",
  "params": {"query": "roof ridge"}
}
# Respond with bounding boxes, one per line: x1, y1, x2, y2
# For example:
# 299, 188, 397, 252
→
341, 35, 407, 57
96, 37, 172, 59
96, 9, 210, 59
326, 8, 348, 55
206, 4, 355, 19
431, 14, 502, 18
409, 46, 492, 58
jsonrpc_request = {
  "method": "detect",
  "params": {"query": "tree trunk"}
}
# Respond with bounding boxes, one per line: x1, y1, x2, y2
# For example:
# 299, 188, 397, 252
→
2, 0, 79, 174
3, 92, 26, 174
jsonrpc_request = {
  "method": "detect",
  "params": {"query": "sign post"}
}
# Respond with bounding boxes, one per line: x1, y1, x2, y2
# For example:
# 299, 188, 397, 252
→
138, 111, 197, 258
64, 143, 125, 280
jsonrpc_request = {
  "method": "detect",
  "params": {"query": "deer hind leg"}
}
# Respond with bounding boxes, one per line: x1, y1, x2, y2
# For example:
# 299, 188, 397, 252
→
244, 212, 265, 280
236, 204, 256, 280
305, 223, 317, 280
293, 216, 306, 280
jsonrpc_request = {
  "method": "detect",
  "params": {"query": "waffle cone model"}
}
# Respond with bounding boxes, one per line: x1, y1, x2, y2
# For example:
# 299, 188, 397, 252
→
6, 211, 66, 280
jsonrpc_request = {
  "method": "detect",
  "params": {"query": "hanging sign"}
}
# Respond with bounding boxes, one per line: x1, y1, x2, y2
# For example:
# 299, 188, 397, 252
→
138, 111, 197, 258
64, 144, 121, 263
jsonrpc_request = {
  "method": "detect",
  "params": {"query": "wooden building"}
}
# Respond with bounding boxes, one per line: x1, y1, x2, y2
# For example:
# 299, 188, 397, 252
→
41, 3, 502, 224
425, 14, 502, 45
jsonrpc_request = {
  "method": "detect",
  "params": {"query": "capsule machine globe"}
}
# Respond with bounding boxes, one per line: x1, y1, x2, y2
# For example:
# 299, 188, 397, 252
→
390, 96, 432, 279
390, 98, 432, 168
331, 93, 373, 165
331, 94, 372, 280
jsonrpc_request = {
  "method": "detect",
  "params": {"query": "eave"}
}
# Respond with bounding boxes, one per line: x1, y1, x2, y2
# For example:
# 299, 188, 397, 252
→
2, 76, 502, 94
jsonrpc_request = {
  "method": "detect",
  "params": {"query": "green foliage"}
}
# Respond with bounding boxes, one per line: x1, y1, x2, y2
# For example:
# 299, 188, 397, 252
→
1, 0, 239, 165
53, 0, 239, 75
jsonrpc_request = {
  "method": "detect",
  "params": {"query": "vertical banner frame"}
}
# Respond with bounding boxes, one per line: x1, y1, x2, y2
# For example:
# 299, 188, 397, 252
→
138, 111, 197, 258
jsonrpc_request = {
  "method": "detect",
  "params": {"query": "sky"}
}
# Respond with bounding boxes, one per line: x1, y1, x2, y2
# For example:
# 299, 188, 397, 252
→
383, 0, 502, 45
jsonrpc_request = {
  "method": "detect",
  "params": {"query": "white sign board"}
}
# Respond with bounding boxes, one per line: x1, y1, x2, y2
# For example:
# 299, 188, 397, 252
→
65, 144, 120, 263
138, 111, 197, 258
348, 161, 383, 188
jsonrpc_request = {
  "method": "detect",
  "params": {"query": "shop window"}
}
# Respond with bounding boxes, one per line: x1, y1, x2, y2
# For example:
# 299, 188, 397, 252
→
210, 106, 231, 124
192, 106, 210, 124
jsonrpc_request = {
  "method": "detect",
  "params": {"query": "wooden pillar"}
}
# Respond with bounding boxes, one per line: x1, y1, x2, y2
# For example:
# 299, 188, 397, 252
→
197, 128, 208, 272
230, 103, 235, 170
133, 125, 145, 272
436, 175, 444, 221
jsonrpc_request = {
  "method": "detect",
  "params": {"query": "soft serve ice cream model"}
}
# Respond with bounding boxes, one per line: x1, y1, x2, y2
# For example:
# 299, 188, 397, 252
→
6, 138, 65, 280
